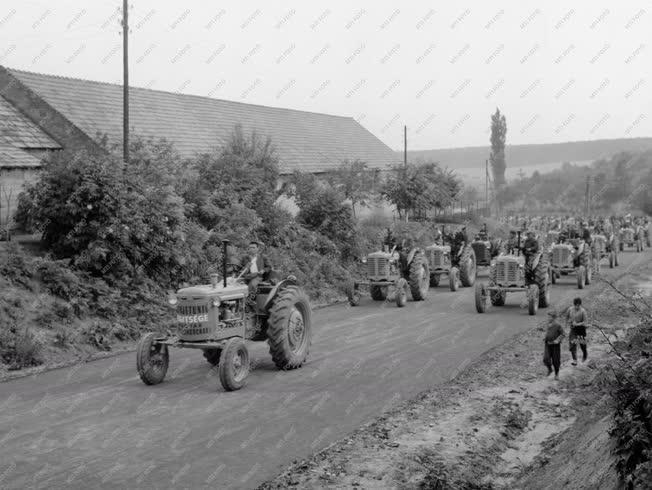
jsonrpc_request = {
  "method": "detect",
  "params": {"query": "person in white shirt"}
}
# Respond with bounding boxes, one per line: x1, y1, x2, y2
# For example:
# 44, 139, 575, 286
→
238, 241, 271, 296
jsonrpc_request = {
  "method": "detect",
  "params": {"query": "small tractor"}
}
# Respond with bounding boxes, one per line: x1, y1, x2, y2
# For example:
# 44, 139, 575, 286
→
591, 234, 617, 271
548, 238, 592, 289
426, 241, 476, 291
475, 231, 550, 315
346, 245, 429, 307
471, 236, 503, 269
619, 226, 642, 252
136, 240, 312, 392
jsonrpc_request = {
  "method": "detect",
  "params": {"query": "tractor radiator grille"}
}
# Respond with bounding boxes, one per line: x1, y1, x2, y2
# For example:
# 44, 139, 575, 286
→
496, 261, 518, 284
177, 304, 209, 317
367, 257, 389, 277
430, 249, 444, 268
552, 248, 570, 265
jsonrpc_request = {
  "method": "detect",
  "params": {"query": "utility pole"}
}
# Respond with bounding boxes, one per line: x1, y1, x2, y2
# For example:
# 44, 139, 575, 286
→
403, 125, 408, 222
585, 175, 591, 215
485, 159, 489, 217
122, 0, 129, 164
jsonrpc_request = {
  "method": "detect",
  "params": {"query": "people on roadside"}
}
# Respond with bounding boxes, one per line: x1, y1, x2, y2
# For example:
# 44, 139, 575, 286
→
543, 309, 565, 379
566, 297, 589, 365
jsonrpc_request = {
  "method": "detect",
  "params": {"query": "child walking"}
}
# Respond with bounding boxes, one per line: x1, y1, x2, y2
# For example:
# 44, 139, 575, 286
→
543, 309, 565, 379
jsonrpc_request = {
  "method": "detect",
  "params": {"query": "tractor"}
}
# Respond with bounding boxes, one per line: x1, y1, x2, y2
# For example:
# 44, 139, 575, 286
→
591, 234, 616, 271
475, 231, 550, 315
619, 226, 642, 252
426, 241, 476, 291
548, 238, 592, 289
346, 245, 429, 307
471, 236, 503, 269
136, 240, 312, 392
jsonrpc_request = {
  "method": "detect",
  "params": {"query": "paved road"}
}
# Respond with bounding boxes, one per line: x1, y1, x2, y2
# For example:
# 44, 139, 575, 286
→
0, 250, 648, 489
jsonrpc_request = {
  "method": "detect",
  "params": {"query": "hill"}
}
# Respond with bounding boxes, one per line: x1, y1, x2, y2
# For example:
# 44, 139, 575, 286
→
402, 137, 652, 170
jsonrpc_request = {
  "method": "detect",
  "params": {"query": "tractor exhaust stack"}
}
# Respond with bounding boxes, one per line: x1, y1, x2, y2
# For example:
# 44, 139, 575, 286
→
222, 239, 230, 287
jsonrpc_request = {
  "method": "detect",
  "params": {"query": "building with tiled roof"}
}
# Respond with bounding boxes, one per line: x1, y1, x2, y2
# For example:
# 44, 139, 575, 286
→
0, 65, 398, 226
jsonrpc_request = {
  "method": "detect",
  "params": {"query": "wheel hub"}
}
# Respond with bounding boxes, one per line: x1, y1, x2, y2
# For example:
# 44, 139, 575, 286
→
288, 307, 305, 352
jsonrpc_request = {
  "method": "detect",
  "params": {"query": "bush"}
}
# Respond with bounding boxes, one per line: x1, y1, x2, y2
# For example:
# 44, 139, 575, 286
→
0, 326, 43, 368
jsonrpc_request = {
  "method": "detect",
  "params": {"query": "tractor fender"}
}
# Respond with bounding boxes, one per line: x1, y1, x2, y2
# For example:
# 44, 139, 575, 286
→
262, 277, 297, 311
406, 249, 418, 265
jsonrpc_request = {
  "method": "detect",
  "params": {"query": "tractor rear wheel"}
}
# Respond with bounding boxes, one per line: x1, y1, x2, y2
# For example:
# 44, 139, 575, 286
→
535, 255, 551, 308
370, 285, 388, 301
528, 285, 539, 315
475, 283, 487, 313
203, 348, 222, 366
458, 246, 476, 287
429, 273, 440, 287
136, 333, 169, 385
218, 338, 249, 391
577, 266, 585, 289
449, 267, 460, 291
408, 253, 430, 301
267, 286, 312, 370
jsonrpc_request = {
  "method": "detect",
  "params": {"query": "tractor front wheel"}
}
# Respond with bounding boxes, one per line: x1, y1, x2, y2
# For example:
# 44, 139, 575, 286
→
268, 286, 312, 370
396, 278, 408, 307
218, 338, 249, 391
550, 268, 557, 284
475, 283, 487, 313
528, 285, 539, 315
449, 267, 460, 291
577, 266, 585, 289
136, 333, 169, 386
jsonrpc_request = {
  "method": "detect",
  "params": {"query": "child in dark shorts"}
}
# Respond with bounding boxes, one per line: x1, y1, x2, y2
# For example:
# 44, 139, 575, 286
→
543, 309, 565, 379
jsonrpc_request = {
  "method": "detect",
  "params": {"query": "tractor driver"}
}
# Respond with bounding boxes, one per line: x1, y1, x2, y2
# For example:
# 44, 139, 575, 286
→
521, 230, 541, 282
450, 224, 469, 266
238, 241, 272, 298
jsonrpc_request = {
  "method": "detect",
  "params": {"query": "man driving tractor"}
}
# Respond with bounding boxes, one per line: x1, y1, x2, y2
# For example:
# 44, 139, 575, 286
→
236, 241, 272, 304
522, 230, 541, 282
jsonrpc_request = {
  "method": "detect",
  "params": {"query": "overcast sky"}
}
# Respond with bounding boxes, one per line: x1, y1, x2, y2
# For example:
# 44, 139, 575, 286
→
1, 0, 651, 151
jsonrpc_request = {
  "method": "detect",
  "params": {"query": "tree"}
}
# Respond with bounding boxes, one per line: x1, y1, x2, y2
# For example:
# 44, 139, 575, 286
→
489, 108, 507, 187
325, 159, 377, 218
381, 161, 460, 221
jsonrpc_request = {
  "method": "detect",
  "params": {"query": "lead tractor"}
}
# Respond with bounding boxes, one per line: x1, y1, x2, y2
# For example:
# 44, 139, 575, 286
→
425, 242, 476, 291
548, 238, 592, 289
136, 240, 312, 392
346, 245, 429, 307
475, 233, 550, 316
619, 227, 642, 252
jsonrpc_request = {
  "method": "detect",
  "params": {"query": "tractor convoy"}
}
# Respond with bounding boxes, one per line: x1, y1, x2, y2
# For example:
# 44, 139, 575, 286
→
136, 214, 646, 391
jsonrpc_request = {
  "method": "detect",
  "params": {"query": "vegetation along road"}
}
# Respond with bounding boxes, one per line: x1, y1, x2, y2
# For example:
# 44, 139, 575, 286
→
0, 249, 648, 489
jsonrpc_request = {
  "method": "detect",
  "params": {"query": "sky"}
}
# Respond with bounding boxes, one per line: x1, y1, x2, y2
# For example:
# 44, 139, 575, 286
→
1, 0, 651, 151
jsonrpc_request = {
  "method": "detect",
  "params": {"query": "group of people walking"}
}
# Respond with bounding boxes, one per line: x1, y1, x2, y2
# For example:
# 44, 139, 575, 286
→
543, 297, 589, 379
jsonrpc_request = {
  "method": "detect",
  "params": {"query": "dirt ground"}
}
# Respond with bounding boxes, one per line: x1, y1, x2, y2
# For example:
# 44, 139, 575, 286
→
261, 263, 651, 489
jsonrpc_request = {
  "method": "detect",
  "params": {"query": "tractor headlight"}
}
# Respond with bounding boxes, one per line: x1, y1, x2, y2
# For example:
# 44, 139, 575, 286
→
167, 294, 178, 306
361, 257, 367, 263
212, 298, 221, 307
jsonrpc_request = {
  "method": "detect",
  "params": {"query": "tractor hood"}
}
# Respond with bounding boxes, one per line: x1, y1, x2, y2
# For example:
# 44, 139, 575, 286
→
426, 244, 451, 252
367, 251, 394, 259
552, 243, 574, 250
496, 254, 525, 265
176, 283, 248, 301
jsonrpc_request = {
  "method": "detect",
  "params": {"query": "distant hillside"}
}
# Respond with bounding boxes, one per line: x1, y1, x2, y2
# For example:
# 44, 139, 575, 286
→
402, 138, 652, 170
